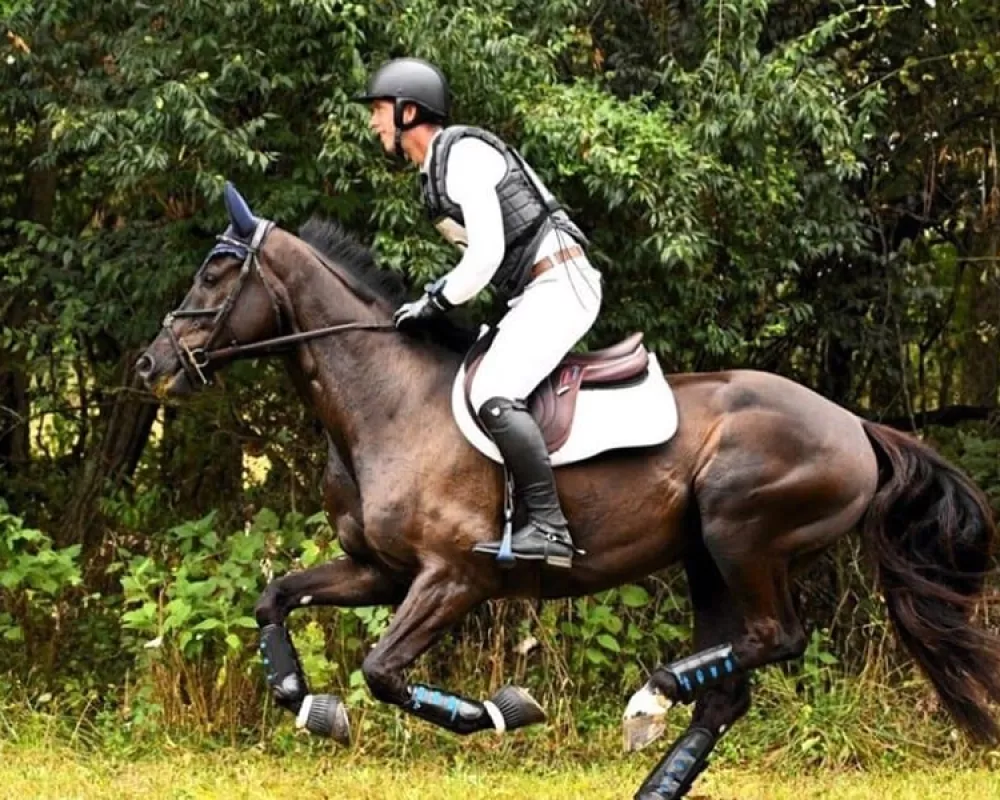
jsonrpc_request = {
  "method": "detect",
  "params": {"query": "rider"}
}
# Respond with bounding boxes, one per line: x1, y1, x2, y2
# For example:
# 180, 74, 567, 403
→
354, 57, 602, 569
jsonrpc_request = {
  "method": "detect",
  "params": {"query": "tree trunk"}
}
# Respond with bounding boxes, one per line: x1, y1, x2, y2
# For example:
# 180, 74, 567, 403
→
59, 360, 158, 554
819, 335, 855, 406
1, 126, 58, 484
959, 232, 1000, 409
0, 322, 30, 478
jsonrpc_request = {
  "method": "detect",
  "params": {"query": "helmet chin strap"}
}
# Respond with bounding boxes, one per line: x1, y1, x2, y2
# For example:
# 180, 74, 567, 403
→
393, 98, 422, 159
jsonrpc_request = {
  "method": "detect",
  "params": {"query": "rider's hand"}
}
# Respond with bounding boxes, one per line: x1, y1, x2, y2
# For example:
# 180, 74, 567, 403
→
393, 294, 438, 328
392, 280, 453, 329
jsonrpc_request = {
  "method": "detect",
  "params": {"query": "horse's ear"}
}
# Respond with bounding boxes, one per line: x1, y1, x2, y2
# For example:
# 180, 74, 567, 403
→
223, 181, 257, 239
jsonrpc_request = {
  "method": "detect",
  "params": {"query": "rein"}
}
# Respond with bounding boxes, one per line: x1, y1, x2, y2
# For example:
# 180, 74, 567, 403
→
161, 219, 396, 385
202, 320, 396, 364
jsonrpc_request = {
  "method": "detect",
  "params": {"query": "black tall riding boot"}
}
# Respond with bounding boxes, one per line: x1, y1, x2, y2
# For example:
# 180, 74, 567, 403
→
472, 396, 576, 569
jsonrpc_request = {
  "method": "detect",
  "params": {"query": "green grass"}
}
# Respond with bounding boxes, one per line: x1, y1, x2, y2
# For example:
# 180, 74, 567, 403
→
5, 670, 1000, 800
3, 742, 1000, 800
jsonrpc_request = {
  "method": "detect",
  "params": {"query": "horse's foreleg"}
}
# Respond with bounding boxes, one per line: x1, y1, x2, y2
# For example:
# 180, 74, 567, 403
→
253, 556, 404, 739
254, 555, 402, 626
360, 566, 546, 737
629, 549, 753, 800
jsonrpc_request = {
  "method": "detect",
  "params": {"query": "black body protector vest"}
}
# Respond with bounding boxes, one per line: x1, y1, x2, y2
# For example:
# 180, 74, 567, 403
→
421, 126, 588, 302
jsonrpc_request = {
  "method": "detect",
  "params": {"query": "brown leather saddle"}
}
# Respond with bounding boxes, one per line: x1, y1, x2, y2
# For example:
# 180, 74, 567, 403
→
463, 331, 650, 453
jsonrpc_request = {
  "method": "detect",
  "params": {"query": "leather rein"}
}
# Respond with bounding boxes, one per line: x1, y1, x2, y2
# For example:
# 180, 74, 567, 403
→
161, 219, 394, 386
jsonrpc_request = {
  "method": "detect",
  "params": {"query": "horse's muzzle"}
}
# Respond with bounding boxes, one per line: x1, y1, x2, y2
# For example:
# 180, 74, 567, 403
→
134, 339, 195, 396
134, 353, 156, 385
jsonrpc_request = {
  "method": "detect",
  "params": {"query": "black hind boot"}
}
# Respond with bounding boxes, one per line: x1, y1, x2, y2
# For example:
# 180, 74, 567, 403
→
635, 726, 716, 800
472, 396, 576, 569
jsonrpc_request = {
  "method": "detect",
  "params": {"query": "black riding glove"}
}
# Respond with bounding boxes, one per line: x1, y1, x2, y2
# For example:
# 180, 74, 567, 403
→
392, 278, 453, 329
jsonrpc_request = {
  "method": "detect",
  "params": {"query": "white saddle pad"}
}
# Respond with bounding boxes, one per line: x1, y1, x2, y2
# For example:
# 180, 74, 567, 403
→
451, 349, 678, 467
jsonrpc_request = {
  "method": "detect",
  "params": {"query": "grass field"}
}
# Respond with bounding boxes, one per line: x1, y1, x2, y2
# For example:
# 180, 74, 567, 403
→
4, 742, 1000, 800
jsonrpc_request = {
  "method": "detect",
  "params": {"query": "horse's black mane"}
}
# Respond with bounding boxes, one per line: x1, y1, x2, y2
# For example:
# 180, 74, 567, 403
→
297, 217, 479, 355
299, 217, 407, 306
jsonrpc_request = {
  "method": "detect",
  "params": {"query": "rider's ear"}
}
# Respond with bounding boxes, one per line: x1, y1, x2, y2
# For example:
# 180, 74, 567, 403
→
401, 103, 418, 127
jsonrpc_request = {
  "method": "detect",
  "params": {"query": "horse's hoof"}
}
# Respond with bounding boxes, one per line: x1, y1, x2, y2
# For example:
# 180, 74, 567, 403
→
622, 682, 672, 752
296, 694, 350, 745
487, 686, 547, 732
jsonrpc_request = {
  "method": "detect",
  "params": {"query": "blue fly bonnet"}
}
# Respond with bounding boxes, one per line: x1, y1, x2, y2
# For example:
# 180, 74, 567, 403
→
202, 182, 261, 266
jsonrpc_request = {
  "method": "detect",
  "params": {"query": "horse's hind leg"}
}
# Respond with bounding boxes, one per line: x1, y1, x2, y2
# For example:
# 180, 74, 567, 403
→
253, 557, 404, 740
628, 548, 753, 800
360, 565, 547, 737
631, 437, 870, 798
641, 408, 872, 710
629, 535, 805, 800
641, 531, 807, 710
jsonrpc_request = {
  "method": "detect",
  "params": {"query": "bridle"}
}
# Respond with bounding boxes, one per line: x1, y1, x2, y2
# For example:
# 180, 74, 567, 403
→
160, 218, 393, 386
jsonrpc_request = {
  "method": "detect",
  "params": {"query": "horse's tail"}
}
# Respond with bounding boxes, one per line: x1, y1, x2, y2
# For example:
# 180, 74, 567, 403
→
861, 420, 1000, 743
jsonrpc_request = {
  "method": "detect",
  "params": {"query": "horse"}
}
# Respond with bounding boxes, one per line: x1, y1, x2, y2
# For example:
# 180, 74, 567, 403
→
135, 184, 1000, 800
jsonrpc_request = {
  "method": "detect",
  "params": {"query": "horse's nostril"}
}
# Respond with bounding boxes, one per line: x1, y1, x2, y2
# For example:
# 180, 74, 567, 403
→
135, 353, 155, 378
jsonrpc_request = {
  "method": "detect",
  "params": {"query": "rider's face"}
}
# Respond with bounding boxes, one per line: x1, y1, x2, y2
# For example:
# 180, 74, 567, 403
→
368, 100, 418, 155
369, 99, 396, 154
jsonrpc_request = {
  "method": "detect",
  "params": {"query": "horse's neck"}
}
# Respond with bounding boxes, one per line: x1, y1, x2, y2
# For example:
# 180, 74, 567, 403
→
289, 336, 455, 479
280, 281, 458, 488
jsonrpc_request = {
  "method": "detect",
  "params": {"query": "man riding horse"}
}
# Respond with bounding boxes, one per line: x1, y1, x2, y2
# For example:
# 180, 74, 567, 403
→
133, 55, 1000, 800
354, 57, 603, 569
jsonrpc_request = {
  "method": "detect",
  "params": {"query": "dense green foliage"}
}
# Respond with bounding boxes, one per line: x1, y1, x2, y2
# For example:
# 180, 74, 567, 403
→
1, 0, 998, 759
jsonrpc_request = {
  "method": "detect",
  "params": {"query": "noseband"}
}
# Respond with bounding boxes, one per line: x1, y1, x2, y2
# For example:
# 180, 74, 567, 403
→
161, 219, 393, 386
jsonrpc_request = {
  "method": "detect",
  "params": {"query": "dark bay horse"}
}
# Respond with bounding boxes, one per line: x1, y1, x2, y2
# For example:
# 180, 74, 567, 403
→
136, 187, 1000, 800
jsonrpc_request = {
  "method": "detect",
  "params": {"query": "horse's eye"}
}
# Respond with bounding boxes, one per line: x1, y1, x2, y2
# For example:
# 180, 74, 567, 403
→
203, 273, 219, 287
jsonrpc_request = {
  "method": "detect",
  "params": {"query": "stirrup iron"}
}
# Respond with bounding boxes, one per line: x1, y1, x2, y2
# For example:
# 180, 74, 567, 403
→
480, 468, 516, 568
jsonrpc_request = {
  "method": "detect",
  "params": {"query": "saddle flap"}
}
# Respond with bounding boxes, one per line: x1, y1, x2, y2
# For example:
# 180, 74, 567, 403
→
528, 365, 584, 452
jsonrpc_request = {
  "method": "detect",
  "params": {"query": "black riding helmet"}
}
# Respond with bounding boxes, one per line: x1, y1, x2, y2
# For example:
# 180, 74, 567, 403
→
354, 57, 451, 157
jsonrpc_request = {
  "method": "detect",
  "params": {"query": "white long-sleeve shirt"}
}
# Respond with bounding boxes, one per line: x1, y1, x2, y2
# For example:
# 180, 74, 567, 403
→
422, 132, 571, 306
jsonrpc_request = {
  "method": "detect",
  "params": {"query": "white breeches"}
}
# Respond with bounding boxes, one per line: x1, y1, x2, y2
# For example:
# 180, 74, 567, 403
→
469, 251, 603, 411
